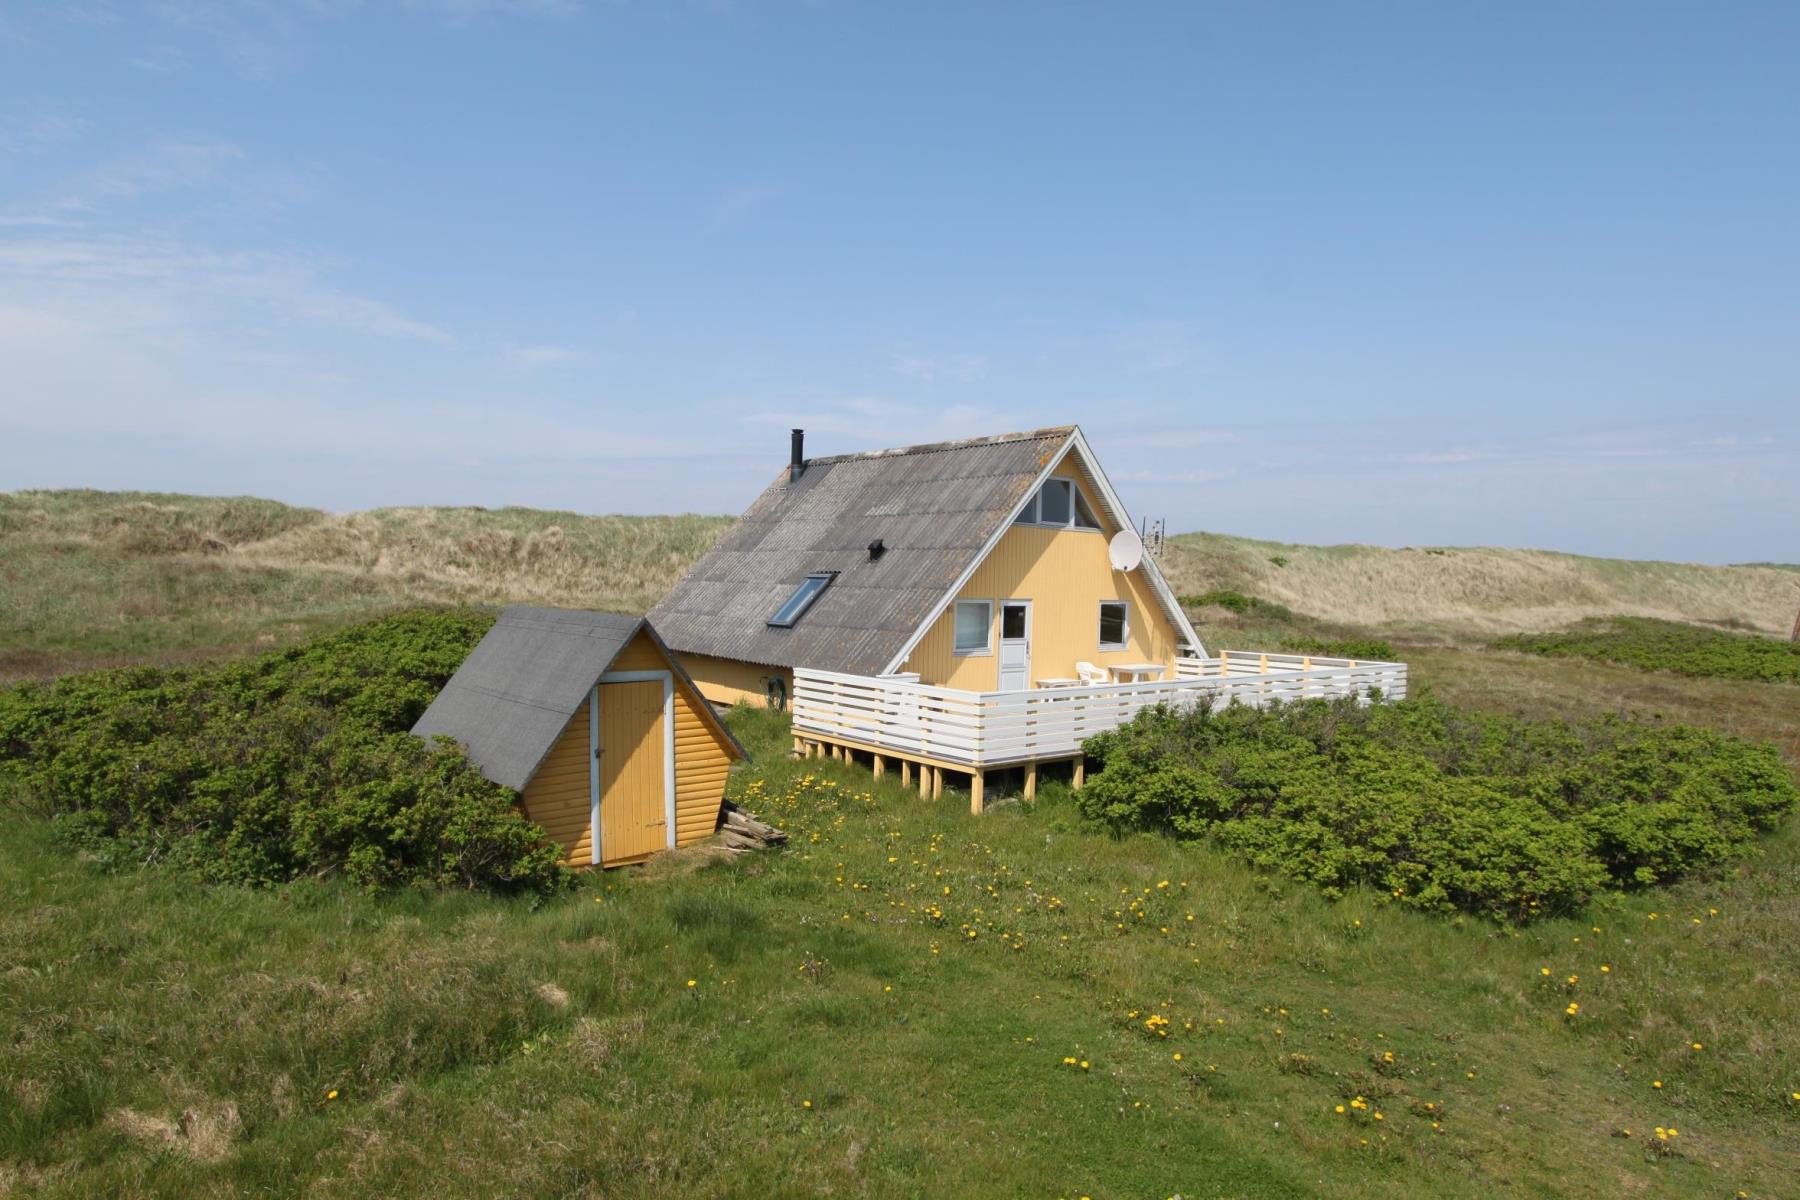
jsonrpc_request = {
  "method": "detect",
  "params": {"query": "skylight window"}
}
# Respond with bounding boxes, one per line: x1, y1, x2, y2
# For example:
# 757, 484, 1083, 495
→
768, 572, 835, 627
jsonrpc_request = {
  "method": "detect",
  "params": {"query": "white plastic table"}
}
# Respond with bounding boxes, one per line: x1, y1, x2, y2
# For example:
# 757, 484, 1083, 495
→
1108, 663, 1166, 683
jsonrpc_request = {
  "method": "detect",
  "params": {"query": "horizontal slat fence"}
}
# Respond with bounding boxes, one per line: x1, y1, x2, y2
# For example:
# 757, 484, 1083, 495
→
792, 651, 1407, 768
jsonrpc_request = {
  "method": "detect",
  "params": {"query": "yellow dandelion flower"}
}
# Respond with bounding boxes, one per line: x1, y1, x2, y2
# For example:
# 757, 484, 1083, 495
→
802, 1099, 812, 1109
1172, 1053, 1182, 1062
1652, 1080, 1663, 1089
686, 979, 697, 988
326, 1089, 338, 1101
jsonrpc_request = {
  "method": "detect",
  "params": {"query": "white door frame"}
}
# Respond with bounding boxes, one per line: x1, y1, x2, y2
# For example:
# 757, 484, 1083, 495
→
588, 670, 677, 864
998, 599, 1032, 691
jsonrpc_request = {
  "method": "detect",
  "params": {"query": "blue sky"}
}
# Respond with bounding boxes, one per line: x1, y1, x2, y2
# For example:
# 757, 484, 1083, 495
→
1, 2, 1795, 563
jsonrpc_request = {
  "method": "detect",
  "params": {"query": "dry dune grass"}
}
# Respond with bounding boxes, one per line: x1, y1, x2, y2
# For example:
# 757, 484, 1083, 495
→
4, 488, 1795, 685
237, 505, 731, 612
1162, 531, 1800, 638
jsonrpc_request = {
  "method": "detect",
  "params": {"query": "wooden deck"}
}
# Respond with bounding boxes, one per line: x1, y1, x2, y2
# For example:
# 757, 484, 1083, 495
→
791, 651, 1407, 812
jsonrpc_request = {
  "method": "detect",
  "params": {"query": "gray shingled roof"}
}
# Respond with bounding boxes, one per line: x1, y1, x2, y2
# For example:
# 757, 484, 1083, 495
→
411, 606, 746, 793
648, 427, 1075, 675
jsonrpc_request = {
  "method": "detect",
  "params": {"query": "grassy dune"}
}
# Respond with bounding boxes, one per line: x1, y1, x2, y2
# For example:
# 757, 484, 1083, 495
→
1163, 531, 1800, 639
4, 488, 1800, 1197
0, 490, 729, 682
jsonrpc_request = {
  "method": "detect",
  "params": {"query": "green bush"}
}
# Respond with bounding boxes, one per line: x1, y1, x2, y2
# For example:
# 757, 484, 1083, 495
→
1277, 635, 1398, 661
1180, 590, 1295, 622
1078, 696, 1796, 921
1495, 617, 1800, 683
0, 610, 571, 895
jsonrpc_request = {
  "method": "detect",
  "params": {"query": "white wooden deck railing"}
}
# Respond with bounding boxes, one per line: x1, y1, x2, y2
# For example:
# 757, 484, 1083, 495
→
791, 651, 1407, 769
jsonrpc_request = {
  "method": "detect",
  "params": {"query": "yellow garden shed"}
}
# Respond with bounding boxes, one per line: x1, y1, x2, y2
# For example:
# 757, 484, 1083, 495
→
412, 606, 747, 867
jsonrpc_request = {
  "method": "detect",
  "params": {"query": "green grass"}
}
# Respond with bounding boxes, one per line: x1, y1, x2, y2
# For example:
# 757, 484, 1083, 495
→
4, 696, 1798, 1197
6, 489, 1800, 1195
1495, 617, 1800, 684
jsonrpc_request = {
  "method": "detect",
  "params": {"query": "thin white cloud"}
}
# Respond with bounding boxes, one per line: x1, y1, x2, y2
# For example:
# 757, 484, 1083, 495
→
48, 137, 247, 210
741, 397, 1028, 445
1401, 448, 1484, 464
404, 0, 587, 21
1116, 468, 1235, 484
890, 351, 989, 383
706, 182, 787, 232
1115, 319, 1206, 373
0, 106, 92, 156
1107, 428, 1237, 449
505, 342, 592, 367
0, 230, 452, 343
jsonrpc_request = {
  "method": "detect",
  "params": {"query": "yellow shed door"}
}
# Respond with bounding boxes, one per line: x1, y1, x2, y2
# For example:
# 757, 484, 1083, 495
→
598, 679, 669, 864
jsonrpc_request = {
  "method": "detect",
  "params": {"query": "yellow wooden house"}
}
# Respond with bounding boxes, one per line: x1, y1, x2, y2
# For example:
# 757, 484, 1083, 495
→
651, 425, 1201, 707
649, 426, 1405, 811
412, 607, 746, 867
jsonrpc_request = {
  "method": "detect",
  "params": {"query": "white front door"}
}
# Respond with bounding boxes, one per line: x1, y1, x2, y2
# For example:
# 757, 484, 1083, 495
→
998, 600, 1031, 691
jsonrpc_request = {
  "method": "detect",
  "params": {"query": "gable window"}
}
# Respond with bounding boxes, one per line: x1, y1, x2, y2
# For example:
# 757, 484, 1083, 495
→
953, 600, 993, 655
1098, 600, 1129, 650
768, 572, 835, 627
1014, 476, 1104, 531
1073, 488, 1103, 530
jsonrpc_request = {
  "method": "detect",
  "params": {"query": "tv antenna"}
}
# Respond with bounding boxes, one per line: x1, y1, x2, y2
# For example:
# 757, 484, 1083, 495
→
1139, 516, 1165, 559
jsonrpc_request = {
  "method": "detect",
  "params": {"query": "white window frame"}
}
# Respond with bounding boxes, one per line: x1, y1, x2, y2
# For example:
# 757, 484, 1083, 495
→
952, 599, 994, 656
1098, 600, 1130, 651
1014, 476, 1104, 532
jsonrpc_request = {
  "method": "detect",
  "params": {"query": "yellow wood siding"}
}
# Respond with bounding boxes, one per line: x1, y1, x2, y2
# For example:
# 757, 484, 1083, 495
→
610, 632, 739, 849
902, 449, 1180, 689
520, 697, 593, 866
677, 652, 792, 710
517, 628, 740, 866
598, 678, 666, 861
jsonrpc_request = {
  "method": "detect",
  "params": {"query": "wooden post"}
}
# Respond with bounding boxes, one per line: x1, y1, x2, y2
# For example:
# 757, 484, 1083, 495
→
1219, 650, 1229, 677
872, 754, 885, 781
1259, 653, 1268, 674
931, 766, 944, 800
901, 759, 912, 788
918, 762, 930, 799
969, 769, 985, 814
1072, 755, 1086, 790
1024, 760, 1038, 801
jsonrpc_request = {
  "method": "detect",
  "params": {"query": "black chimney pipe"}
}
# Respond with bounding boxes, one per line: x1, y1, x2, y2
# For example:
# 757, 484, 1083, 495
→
790, 428, 805, 483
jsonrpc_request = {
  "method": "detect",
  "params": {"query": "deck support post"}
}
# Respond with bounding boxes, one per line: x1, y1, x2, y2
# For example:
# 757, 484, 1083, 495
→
901, 759, 912, 788
918, 763, 930, 799
931, 766, 944, 800
872, 754, 885, 781
1072, 755, 1086, 790
969, 769, 985, 814
1023, 760, 1037, 802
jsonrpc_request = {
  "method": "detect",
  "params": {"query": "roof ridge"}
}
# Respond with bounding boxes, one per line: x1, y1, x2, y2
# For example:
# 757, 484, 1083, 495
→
805, 425, 1075, 466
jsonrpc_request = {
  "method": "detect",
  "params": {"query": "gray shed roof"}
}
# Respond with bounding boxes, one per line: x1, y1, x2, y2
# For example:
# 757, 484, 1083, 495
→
411, 606, 743, 792
648, 427, 1076, 675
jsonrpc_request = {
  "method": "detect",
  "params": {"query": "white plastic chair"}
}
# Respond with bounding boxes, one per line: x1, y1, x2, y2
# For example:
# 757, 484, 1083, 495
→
1075, 661, 1108, 685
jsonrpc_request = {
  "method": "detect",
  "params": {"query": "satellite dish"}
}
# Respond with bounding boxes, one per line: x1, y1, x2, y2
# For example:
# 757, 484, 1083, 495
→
1108, 529, 1144, 572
